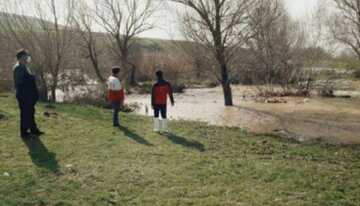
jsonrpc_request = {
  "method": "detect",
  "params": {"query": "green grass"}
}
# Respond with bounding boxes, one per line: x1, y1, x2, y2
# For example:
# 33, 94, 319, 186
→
0, 94, 360, 206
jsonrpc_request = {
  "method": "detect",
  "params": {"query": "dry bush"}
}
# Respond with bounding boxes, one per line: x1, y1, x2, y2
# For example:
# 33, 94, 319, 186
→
354, 69, 360, 79
242, 0, 324, 97
137, 52, 196, 92
317, 79, 336, 97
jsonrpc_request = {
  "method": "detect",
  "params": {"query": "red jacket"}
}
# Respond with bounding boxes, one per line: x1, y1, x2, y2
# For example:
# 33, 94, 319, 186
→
108, 76, 125, 103
152, 79, 174, 105
108, 89, 125, 103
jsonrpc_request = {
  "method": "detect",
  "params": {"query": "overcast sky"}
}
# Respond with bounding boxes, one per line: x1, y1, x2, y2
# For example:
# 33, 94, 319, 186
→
140, 0, 320, 40
0, 0, 320, 40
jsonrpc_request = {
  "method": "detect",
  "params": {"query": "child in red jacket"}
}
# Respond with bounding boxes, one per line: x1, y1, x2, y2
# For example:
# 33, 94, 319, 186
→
151, 71, 175, 133
107, 67, 125, 127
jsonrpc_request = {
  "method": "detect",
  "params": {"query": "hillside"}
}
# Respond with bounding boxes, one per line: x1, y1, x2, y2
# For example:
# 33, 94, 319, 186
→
0, 94, 360, 205
0, 12, 189, 54
0, 12, 62, 31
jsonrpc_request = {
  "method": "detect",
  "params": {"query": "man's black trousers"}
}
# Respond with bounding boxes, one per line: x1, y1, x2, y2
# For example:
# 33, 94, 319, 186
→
17, 100, 38, 136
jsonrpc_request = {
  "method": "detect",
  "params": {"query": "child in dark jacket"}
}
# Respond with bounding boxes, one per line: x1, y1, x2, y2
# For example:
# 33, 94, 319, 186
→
151, 71, 175, 133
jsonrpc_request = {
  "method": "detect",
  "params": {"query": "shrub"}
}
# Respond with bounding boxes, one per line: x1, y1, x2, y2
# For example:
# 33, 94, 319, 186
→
0, 79, 13, 93
354, 69, 360, 79
317, 81, 336, 98
172, 84, 186, 93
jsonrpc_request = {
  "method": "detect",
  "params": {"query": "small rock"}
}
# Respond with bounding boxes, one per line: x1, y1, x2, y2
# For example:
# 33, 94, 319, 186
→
4, 172, 10, 177
44, 112, 58, 117
303, 98, 310, 103
273, 129, 290, 134
145, 105, 149, 115
337, 95, 351, 99
121, 103, 141, 113
66, 164, 73, 168
265, 98, 287, 104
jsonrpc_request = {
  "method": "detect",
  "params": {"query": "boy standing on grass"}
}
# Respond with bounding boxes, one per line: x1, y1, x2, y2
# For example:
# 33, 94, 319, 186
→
107, 67, 125, 127
151, 71, 175, 133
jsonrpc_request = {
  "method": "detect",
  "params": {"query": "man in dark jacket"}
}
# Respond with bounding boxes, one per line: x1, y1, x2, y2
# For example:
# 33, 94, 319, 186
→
13, 49, 44, 138
151, 71, 175, 133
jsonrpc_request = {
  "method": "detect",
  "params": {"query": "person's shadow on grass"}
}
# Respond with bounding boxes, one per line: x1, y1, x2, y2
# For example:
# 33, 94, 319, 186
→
22, 138, 60, 173
118, 125, 153, 146
163, 133, 205, 152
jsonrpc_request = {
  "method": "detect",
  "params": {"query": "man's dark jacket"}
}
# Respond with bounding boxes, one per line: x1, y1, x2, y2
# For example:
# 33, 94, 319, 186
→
13, 64, 39, 104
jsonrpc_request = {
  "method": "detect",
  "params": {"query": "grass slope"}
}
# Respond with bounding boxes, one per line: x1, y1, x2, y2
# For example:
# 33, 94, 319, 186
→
0, 94, 359, 206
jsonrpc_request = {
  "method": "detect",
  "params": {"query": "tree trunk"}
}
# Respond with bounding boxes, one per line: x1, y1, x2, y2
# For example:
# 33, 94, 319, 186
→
38, 72, 48, 101
90, 54, 105, 83
129, 64, 137, 86
220, 63, 233, 106
38, 85, 48, 101
50, 86, 56, 102
222, 81, 233, 106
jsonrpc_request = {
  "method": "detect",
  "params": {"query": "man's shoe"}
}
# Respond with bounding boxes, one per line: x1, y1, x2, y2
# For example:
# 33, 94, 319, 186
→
113, 124, 120, 127
21, 133, 36, 139
31, 131, 45, 136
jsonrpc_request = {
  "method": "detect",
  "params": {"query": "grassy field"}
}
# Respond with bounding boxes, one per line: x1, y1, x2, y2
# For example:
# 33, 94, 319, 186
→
0, 94, 359, 206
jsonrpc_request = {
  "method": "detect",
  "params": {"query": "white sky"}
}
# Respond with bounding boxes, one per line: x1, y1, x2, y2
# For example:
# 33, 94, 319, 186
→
140, 0, 321, 40
0, 0, 321, 40
285, 0, 319, 19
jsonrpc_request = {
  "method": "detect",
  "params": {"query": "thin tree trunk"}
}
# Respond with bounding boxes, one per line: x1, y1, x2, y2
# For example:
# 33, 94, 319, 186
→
224, 85, 233, 105
220, 63, 233, 106
222, 82, 233, 106
89, 44, 105, 83
38, 73, 48, 101
92, 62, 105, 84
129, 63, 137, 86
50, 86, 56, 102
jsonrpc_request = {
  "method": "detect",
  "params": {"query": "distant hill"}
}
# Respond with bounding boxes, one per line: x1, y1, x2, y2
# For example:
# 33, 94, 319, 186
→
0, 12, 58, 30
0, 12, 191, 54
131, 37, 193, 54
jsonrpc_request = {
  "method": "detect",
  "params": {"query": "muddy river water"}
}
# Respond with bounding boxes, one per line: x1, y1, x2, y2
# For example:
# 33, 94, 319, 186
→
126, 84, 360, 145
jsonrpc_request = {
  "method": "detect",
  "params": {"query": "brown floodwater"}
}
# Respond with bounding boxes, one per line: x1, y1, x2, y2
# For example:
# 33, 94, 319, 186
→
127, 84, 360, 145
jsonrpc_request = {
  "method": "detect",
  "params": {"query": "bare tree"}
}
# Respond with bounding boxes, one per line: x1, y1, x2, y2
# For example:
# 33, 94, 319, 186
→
327, 0, 360, 60
95, 0, 157, 86
171, 0, 252, 106
73, 1, 107, 84
245, 0, 319, 96
0, 0, 75, 101
0, 28, 13, 92
173, 40, 220, 85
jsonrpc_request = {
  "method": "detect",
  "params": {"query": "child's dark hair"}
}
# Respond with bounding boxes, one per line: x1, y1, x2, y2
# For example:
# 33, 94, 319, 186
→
112, 66, 121, 74
16, 49, 29, 60
156, 70, 163, 78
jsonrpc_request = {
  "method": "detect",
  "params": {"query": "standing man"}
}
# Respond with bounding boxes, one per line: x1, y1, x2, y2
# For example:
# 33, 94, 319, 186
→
151, 71, 174, 133
107, 67, 125, 127
13, 49, 44, 139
